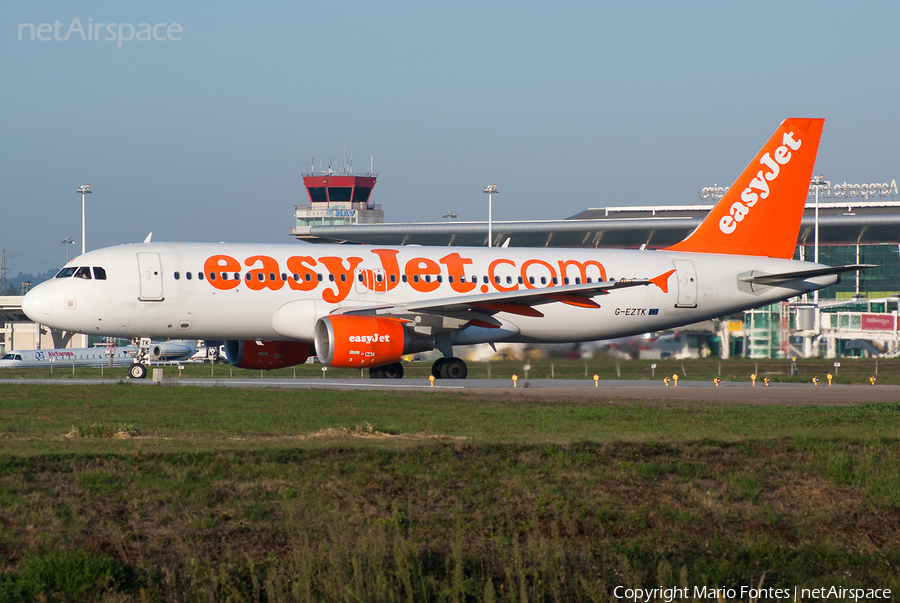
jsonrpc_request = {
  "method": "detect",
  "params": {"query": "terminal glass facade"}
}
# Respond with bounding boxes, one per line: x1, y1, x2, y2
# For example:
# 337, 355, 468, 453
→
795, 243, 900, 298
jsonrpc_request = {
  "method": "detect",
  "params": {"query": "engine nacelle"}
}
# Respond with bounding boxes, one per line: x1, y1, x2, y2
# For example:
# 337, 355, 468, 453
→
314, 315, 433, 368
224, 340, 311, 370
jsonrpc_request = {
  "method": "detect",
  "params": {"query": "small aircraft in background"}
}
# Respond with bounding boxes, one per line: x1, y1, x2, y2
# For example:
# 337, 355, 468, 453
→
0, 340, 197, 369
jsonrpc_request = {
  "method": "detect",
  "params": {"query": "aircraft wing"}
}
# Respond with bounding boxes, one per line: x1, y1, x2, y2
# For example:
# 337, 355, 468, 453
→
339, 278, 654, 327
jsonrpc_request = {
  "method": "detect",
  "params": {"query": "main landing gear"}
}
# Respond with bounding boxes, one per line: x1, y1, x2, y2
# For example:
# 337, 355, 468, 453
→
369, 362, 404, 379
431, 357, 468, 380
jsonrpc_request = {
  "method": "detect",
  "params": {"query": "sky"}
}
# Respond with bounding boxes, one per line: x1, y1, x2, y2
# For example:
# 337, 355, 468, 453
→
2, 0, 899, 278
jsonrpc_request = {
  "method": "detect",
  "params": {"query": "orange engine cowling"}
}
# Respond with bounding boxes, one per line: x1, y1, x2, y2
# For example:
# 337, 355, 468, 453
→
224, 340, 311, 370
314, 315, 433, 368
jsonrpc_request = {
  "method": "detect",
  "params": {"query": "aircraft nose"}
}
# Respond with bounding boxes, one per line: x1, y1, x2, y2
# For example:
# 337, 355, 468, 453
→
22, 283, 50, 323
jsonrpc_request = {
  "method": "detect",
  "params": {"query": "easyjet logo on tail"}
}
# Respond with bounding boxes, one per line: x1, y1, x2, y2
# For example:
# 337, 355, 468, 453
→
719, 131, 802, 235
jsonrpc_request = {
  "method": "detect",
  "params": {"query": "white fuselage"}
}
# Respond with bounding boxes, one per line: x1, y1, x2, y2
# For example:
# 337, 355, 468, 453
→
22, 242, 835, 346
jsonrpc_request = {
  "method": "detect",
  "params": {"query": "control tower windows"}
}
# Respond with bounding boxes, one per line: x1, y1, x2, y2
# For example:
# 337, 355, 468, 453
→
328, 187, 352, 202
307, 187, 327, 203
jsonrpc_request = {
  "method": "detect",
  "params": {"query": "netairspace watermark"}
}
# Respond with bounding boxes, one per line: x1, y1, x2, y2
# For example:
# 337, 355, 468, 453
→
18, 18, 181, 48
613, 584, 893, 602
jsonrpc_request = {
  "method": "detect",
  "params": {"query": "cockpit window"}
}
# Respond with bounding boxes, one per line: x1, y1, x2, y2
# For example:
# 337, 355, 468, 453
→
93, 267, 107, 280
56, 267, 77, 278
74, 267, 92, 279
1, 353, 15, 360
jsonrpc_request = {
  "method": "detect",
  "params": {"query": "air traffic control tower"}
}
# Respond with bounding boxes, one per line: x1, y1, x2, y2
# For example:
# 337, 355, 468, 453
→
290, 159, 383, 241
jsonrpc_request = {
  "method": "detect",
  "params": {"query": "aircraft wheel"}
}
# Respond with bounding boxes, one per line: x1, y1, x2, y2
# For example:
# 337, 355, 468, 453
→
128, 364, 147, 380
369, 366, 386, 379
431, 358, 446, 379
382, 362, 404, 379
440, 357, 467, 380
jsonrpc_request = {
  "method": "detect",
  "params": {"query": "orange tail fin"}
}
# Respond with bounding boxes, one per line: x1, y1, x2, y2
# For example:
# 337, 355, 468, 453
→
665, 118, 825, 258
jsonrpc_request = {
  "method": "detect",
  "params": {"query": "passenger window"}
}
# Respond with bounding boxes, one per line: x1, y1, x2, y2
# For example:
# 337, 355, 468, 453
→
340, 274, 346, 282
293, 273, 300, 281
517, 277, 523, 284
281, 273, 287, 281
56, 267, 77, 278
174, 272, 180, 280
437, 275, 442, 283
210, 273, 217, 281
424, 275, 430, 283
506, 276, 512, 284
402, 275, 408, 283
328, 274, 335, 282
552, 277, 558, 285
74, 267, 92, 279
198, 272, 204, 280
270, 273, 277, 281
317, 274, 323, 282
575, 278, 581, 285
186, 272, 192, 280
222, 273, 229, 281
246, 274, 252, 281
448, 276, 454, 284
390, 274, 396, 283
413, 275, 420, 283
564, 277, 570, 284
529, 277, 535, 285
494, 276, 500, 284
305, 274, 312, 282
93, 267, 107, 280
257, 273, 264, 281
234, 273, 240, 280
587, 277, 592, 283
541, 277, 547, 285
376, 273, 383, 283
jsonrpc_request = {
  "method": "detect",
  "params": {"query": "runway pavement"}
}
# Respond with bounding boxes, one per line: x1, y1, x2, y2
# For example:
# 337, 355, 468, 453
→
2, 377, 899, 405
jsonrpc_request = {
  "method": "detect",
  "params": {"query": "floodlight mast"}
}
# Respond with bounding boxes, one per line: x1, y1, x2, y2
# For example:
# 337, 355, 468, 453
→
75, 184, 92, 256
482, 184, 498, 247
442, 212, 458, 222
61, 237, 75, 262
811, 175, 826, 305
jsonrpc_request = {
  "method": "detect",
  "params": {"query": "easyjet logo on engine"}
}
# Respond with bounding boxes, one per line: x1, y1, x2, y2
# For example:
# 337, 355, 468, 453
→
719, 131, 802, 235
348, 333, 392, 344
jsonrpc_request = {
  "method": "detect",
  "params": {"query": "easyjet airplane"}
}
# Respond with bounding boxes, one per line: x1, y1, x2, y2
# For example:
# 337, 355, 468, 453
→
22, 118, 863, 380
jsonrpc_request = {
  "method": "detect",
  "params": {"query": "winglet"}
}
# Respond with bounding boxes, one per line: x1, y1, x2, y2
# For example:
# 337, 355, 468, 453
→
665, 118, 825, 258
650, 269, 675, 293
143, 232, 153, 244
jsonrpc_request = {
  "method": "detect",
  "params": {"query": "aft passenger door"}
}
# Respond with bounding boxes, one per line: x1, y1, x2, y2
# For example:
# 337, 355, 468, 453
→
137, 252, 164, 301
672, 260, 697, 308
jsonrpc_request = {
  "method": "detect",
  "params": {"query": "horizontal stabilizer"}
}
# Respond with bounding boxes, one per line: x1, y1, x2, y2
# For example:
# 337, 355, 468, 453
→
738, 264, 873, 286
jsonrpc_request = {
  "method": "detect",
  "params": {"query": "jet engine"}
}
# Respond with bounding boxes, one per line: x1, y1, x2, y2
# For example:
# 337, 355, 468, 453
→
224, 340, 311, 370
314, 315, 433, 368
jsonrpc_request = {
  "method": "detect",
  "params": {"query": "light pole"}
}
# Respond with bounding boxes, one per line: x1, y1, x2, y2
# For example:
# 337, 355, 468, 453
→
442, 212, 458, 222
75, 184, 92, 256
482, 184, 497, 247
811, 175, 825, 305
61, 237, 76, 262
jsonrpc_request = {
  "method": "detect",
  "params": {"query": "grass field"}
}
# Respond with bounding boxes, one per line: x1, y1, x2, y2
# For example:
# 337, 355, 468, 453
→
1, 355, 897, 385
0, 384, 898, 602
